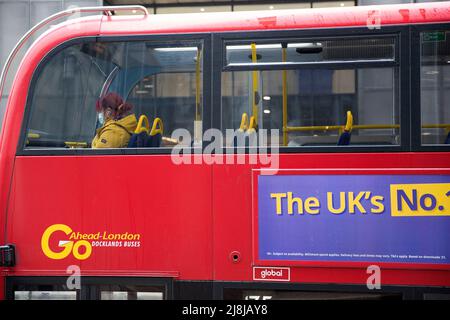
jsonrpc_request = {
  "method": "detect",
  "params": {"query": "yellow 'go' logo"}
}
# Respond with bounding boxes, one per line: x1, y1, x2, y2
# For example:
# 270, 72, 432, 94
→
41, 224, 92, 260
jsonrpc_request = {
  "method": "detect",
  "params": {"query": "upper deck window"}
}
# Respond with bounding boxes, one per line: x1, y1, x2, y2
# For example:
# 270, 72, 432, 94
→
225, 37, 395, 67
221, 35, 399, 148
420, 30, 450, 145
23, 39, 203, 150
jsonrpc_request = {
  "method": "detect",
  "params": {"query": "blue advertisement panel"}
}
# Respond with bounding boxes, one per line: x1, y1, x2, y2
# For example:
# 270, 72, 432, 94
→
258, 175, 450, 264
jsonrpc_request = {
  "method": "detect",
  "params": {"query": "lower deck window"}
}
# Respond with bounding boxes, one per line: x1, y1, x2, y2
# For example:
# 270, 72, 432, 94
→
7, 277, 169, 300
14, 290, 77, 300
100, 291, 163, 300
223, 288, 402, 300
99, 285, 164, 300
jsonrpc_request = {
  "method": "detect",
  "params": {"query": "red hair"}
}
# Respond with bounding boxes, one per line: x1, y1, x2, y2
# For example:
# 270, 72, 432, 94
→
96, 92, 133, 119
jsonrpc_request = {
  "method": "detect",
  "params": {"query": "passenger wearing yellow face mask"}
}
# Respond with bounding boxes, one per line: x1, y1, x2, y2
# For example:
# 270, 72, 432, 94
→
92, 92, 137, 148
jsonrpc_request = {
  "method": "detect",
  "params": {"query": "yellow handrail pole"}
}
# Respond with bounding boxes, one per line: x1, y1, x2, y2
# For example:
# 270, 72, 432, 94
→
195, 48, 201, 121
286, 124, 401, 132
251, 43, 258, 127
27, 133, 40, 139
422, 124, 450, 129
286, 125, 344, 132
282, 45, 288, 146
283, 123, 450, 133
352, 124, 399, 130
64, 141, 88, 148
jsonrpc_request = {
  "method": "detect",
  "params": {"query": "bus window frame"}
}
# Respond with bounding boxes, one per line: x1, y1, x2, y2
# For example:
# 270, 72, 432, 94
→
223, 34, 399, 71
213, 25, 410, 154
5, 276, 173, 300
18, 25, 450, 156
411, 23, 450, 152
17, 33, 212, 156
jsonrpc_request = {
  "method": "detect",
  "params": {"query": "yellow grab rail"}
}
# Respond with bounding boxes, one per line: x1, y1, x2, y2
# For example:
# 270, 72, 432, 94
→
27, 133, 40, 139
285, 124, 400, 132
151, 117, 163, 136
248, 115, 257, 134
135, 115, 150, 134
65, 141, 88, 148
239, 113, 249, 131
422, 124, 450, 129
340, 110, 353, 134
285, 123, 450, 133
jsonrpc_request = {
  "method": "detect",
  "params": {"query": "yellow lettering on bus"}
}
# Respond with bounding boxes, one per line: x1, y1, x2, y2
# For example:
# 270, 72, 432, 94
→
41, 224, 73, 260
41, 224, 93, 260
270, 193, 286, 214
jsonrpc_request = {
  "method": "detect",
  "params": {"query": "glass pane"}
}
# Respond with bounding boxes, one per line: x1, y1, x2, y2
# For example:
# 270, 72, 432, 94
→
420, 30, 450, 145
221, 67, 399, 147
223, 288, 400, 300
15, 291, 77, 300
25, 42, 117, 148
25, 40, 203, 149
99, 285, 164, 300
226, 37, 395, 66
101, 291, 128, 300
137, 292, 163, 300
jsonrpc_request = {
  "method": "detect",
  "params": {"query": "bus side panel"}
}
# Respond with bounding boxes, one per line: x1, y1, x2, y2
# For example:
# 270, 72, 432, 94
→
213, 160, 255, 281
6, 155, 213, 280
213, 152, 450, 286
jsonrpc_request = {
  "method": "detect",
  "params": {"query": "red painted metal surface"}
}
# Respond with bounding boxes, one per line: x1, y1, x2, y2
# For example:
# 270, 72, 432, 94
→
98, 2, 450, 35
0, 2, 450, 297
7, 155, 212, 279
212, 153, 450, 286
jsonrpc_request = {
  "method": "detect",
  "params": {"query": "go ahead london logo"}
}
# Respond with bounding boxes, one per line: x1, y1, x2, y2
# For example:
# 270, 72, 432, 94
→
41, 224, 142, 260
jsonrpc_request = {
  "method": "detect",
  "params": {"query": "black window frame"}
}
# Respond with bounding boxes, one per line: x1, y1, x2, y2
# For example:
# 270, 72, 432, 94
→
411, 23, 450, 152
213, 25, 410, 154
223, 34, 398, 71
17, 33, 212, 156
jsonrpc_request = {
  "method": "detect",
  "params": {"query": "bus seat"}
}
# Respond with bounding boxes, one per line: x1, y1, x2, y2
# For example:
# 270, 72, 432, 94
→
337, 111, 353, 146
128, 115, 153, 148
149, 117, 163, 147
128, 116, 163, 148
128, 114, 149, 147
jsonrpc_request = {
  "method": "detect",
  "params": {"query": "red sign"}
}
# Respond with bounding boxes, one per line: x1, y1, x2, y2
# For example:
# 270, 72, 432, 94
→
253, 267, 290, 281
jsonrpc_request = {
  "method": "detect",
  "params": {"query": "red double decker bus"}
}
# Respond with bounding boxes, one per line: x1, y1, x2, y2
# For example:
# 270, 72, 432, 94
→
0, 2, 449, 300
